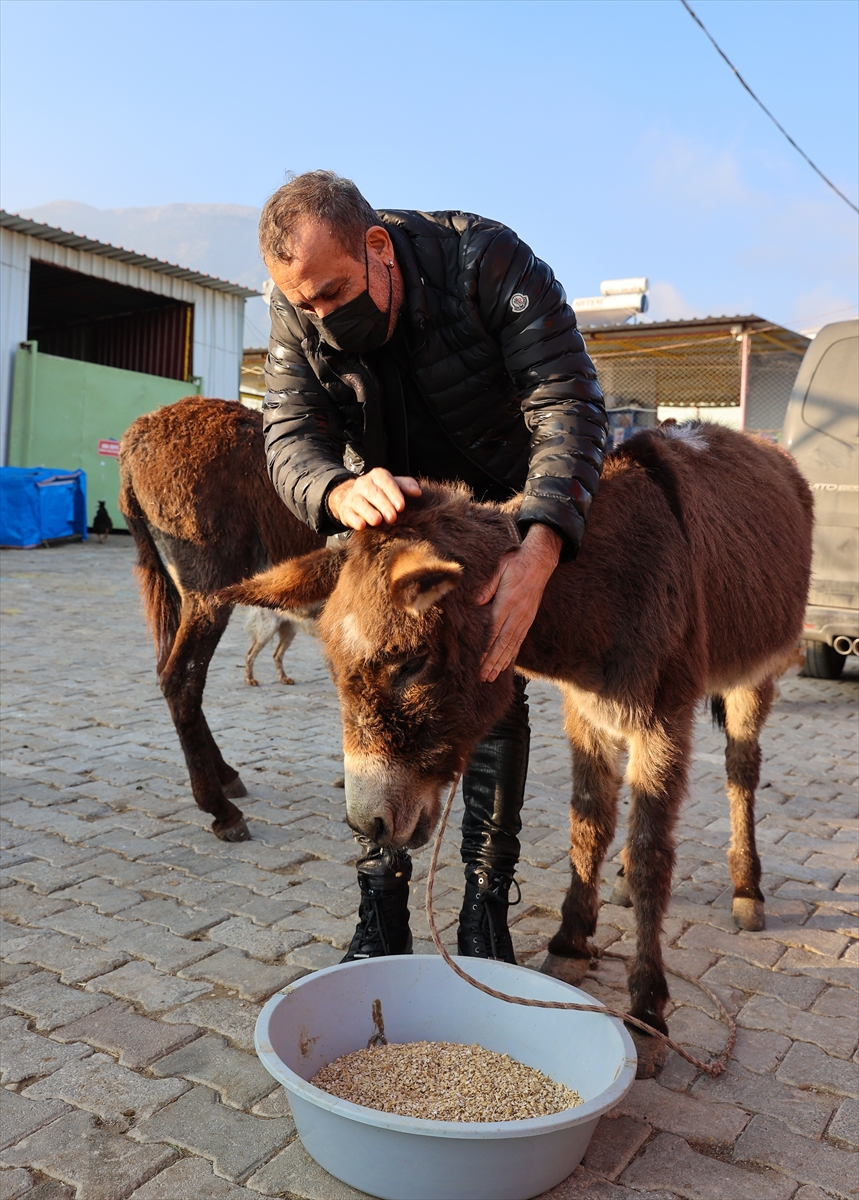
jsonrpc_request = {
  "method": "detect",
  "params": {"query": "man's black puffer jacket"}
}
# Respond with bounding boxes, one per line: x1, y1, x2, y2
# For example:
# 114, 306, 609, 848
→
263, 209, 608, 558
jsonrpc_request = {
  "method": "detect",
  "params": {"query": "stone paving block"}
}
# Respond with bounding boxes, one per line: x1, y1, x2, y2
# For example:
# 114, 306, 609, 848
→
23, 837, 99, 872
812, 985, 858, 1018
0, 1090, 69, 1150
102, 923, 215, 973
140, 872, 232, 906
0, 1015, 91, 1084
6, 932, 129, 984
677, 923, 786, 968
1, 970, 111, 1030
204, 861, 304, 896
276, 880, 356, 919
701, 954, 825, 1010
127, 1157, 260, 1199
734, 1113, 857, 1198
51, 999, 201, 1068
737, 994, 858, 1059
245, 1138, 372, 1199
136, 846, 227, 877
86, 960, 212, 1012
118, 897, 229, 937
24, 1051, 188, 1123
288, 834, 359, 864
0, 884, 72, 923
666, 1006, 730, 1055
620, 1130, 794, 1200
51, 878, 144, 915
777, 946, 859, 990
8, 861, 95, 896
691, 1057, 836, 1137
131, 1085, 294, 1183
181, 947, 305, 1002
298, 860, 359, 889
776, 1040, 859, 1098
828, 1096, 858, 1149
286, 940, 343, 971
2, 1109, 176, 1200
206, 916, 312, 961
84, 828, 173, 860
251, 1089, 295, 1121
162, 996, 260, 1053
541, 1165, 674, 1199
763, 920, 851, 960
581, 1114, 651, 1181
81, 852, 162, 888
229, 891, 310, 926
615, 1078, 749, 1144
0, 1167, 33, 1200
42, 906, 142, 946
150, 1033, 276, 1109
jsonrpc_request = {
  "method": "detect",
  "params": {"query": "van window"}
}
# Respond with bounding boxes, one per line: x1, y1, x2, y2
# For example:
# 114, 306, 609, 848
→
802, 337, 859, 447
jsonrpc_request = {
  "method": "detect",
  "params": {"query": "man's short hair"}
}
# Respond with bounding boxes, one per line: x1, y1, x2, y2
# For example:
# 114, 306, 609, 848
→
259, 170, 379, 264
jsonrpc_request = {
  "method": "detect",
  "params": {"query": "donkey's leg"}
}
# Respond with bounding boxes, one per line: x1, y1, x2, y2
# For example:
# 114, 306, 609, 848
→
721, 678, 775, 931
159, 598, 249, 841
623, 713, 692, 1077
541, 707, 622, 987
199, 715, 248, 799
273, 619, 297, 686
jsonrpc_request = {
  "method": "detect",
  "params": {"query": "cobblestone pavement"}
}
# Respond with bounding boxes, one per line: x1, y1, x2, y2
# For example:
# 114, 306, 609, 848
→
1, 536, 857, 1200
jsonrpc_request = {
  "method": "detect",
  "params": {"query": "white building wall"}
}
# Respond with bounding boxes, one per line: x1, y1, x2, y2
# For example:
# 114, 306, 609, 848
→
0, 228, 32, 464
0, 228, 247, 460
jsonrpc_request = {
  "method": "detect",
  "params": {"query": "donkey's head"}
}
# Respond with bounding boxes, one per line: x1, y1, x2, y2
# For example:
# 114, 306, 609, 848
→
223, 486, 518, 848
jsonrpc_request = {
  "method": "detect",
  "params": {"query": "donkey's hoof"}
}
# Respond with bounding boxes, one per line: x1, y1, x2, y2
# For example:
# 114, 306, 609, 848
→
609, 871, 633, 908
540, 953, 590, 987
732, 897, 765, 931
629, 1028, 668, 1079
222, 776, 248, 800
213, 816, 251, 842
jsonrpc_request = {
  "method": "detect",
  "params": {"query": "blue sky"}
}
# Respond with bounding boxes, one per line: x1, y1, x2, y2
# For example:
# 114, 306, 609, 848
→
1, 0, 857, 333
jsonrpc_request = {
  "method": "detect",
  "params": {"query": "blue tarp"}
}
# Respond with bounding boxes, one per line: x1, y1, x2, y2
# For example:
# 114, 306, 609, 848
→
0, 468, 88, 548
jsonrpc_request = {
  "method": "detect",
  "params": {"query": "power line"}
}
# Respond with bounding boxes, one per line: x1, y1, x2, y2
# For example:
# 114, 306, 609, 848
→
679, 0, 859, 216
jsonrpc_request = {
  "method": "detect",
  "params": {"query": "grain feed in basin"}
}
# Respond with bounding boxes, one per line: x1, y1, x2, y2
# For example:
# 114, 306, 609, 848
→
311, 1041, 582, 1122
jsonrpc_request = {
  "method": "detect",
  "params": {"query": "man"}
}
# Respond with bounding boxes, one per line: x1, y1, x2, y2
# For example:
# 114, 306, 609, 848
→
260, 170, 607, 962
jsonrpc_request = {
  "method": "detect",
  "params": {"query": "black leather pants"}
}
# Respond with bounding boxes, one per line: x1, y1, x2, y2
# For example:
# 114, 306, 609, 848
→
460, 674, 530, 876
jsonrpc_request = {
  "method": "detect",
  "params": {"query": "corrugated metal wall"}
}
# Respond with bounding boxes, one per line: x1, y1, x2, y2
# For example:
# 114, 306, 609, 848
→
34, 300, 192, 380
0, 228, 246, 463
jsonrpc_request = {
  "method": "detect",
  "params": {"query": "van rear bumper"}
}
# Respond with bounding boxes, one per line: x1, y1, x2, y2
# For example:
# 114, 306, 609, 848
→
802, 606, 859, 645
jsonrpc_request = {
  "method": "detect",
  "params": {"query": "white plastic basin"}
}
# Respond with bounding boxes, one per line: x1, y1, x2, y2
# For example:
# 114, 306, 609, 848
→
255, 955, 636, 1200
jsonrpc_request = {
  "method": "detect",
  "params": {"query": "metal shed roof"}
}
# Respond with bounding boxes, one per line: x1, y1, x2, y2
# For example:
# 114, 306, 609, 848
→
1, 210, 261, 298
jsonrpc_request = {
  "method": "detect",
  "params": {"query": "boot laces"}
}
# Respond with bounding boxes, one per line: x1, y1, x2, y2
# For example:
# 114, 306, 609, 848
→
471, 872, 521, 959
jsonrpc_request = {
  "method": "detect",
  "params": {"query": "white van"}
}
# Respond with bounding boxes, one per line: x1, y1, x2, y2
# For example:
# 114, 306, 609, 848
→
782, 319, 859, 679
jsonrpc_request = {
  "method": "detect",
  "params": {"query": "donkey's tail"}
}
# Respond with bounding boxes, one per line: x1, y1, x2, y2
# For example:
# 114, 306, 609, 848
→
118, 469, 180, 675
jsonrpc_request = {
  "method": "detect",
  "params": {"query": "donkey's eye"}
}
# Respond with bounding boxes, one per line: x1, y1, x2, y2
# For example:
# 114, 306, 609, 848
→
397, 653, 429, 679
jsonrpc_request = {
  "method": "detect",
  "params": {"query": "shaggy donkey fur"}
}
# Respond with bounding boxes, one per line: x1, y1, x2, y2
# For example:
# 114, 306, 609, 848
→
119, 396, 322, 841
224, 423, 813, 1072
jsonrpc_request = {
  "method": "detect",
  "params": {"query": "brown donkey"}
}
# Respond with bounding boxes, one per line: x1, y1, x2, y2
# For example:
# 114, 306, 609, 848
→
119, 396, 322, 841
224, 423, 813, 1063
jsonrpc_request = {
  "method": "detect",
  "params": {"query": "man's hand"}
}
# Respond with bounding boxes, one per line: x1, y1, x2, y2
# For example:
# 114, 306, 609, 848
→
328, 468, 422, 530
476, 524, 562, 682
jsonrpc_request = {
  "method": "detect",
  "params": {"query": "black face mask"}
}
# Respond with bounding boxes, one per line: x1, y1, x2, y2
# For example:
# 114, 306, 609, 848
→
308, 246, 392, 354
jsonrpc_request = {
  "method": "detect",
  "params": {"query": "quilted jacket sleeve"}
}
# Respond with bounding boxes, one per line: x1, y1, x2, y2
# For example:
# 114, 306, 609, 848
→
262, 292, 354, 535
475, 228, 608, 559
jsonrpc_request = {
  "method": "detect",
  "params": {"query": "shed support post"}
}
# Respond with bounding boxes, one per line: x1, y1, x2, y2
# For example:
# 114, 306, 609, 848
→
738, 330, 750, 431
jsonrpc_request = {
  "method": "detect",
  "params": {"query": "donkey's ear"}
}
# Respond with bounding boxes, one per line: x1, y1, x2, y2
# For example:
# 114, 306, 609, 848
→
388, 541, 462, 616
219, 547, 344, 612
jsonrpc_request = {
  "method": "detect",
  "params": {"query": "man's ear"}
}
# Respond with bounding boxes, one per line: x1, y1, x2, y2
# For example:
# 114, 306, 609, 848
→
219, 547, 344, 612
388, 541, 462, 616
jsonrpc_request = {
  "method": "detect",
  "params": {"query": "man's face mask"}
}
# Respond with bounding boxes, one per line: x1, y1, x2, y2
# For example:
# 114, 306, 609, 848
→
308, 243, 393, 354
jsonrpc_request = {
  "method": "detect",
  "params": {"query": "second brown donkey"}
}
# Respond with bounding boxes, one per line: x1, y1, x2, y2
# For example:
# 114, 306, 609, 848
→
224, 423, 813, 1072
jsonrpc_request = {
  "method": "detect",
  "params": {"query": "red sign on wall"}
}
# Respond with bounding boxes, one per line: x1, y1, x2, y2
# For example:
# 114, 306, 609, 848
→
98, 439, 121, 458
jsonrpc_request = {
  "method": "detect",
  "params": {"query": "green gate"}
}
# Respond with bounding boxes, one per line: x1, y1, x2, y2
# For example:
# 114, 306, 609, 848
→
7, 342, 200, 530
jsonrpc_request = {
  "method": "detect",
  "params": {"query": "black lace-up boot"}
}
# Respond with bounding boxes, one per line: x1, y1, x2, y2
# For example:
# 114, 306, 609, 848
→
341, 845, 413, 961
458, 868, 522, 962
457, 676, 529, 964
